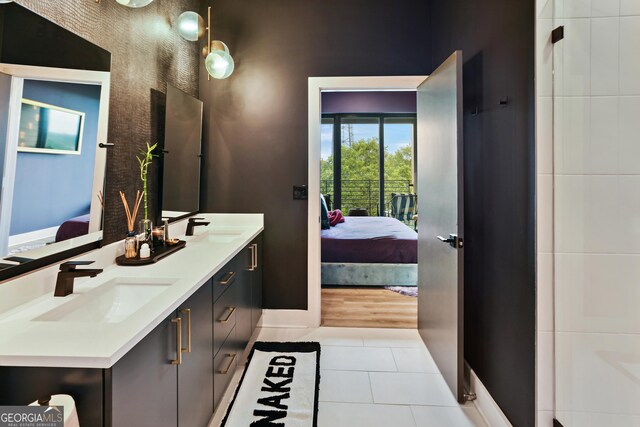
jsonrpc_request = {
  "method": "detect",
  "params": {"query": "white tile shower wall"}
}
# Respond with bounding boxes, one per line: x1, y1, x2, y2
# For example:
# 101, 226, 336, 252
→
551, 0, 640, 425
536, 1, 555, 426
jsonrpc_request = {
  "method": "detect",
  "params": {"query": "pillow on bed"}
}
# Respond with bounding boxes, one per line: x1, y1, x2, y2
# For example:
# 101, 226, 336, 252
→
320, 194, 330, 229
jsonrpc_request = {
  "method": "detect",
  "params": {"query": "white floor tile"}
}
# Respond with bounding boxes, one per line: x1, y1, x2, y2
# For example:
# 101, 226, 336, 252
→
308, 327, 365, 346
369, 372, 458, 406
411, 405, 487, 427
361, 328, 423, 348
319, 370, 373, 403
318, 402, 416, 427
256, 326, 364, 346
392, 347, 440, 373
321, 346, 397, 372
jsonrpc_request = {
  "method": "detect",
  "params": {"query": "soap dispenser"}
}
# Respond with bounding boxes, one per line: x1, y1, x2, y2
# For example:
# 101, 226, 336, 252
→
139, 243, 151, 259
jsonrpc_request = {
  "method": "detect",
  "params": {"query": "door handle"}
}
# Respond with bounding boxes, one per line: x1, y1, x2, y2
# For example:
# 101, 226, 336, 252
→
170, 317, 182, 365
180, 308, 191, 353
437, 234, 463, 248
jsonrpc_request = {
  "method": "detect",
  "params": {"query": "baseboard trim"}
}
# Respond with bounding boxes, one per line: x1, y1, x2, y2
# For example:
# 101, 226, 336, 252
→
260, 309, 313, 328
469, 367, 513, 427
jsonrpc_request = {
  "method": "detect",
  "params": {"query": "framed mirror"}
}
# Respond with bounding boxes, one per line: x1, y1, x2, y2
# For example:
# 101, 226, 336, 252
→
0, 3, 110, 281
160, 84, 203, 222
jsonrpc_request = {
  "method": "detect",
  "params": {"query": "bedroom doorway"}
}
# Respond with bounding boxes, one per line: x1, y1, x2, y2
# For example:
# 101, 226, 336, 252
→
318, 93, 419, 329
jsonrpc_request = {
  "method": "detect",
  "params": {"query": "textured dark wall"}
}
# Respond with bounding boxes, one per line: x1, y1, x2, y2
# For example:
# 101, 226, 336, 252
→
14, 0, 201, 242
198, 0, 432, 309
429, 1, 536, 426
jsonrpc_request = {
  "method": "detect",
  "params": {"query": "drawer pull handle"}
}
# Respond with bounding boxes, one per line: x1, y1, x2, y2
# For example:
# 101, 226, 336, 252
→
180, 308, 191, 353
218, 353, 236, 374
252, 243, 258, 269
219, 306, 236, 323
219, 271, 236, 286
170, 317, 182, 365
247, 245, 255, 271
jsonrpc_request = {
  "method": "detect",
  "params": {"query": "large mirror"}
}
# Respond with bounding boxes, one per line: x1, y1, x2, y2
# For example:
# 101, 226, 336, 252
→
160, 84, 203, 221
0, 3, 110, 279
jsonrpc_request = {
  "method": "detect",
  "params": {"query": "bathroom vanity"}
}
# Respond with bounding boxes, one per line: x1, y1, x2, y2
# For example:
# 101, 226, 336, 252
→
0, 214, 264, 427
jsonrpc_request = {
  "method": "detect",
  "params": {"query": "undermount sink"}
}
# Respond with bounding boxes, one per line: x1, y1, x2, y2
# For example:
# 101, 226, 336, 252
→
34, 277, 177, 324
189, 229, 244, 244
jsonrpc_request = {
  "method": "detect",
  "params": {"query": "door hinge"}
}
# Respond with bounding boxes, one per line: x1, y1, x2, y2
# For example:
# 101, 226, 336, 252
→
552, 26, 564, 43
464, 392, 477, 402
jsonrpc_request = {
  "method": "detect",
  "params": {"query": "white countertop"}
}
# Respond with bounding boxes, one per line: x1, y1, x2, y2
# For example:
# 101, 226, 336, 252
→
0, 213, 263, 369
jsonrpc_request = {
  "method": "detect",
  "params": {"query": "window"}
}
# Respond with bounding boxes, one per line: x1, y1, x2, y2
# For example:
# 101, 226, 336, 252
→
321, 113, 416, 217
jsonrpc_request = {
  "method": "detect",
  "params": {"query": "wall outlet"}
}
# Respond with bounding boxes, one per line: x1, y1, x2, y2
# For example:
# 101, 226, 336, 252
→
293, 185, 308, 200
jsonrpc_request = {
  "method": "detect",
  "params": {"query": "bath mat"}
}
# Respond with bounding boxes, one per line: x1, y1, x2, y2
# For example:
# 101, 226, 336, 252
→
385, 286, 418, 297
221, 341, 321, 427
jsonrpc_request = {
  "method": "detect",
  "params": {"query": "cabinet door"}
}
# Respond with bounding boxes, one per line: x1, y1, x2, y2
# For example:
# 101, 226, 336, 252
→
251, 234, 263, 330
110, 316, 178, 427
235, 245, 253, 346
177, 281, 214, 427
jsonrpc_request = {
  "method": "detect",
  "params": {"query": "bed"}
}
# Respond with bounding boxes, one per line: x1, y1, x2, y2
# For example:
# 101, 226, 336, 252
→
55, 214, 90, 243
321, 216, 417, 287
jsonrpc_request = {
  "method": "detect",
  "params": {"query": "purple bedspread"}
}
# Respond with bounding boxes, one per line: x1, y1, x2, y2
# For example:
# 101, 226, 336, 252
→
321, 216, 417, 263
55, 214, 90, 242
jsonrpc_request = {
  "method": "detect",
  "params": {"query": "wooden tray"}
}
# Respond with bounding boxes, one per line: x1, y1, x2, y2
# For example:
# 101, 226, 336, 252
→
116, 240, 186, 266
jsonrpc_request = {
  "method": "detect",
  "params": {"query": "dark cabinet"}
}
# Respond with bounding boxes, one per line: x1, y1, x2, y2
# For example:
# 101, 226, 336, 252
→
236, 236, 264, 345
236, 244, 254, 345
108, 282, 213, 427
108, 310, 179, 427
177, 284, 213, 427
250, 234, 263, 330
0, 232, 263, 427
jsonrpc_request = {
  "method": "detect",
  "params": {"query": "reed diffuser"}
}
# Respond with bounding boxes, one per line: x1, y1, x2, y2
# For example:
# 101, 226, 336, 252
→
120, 190, 143, 258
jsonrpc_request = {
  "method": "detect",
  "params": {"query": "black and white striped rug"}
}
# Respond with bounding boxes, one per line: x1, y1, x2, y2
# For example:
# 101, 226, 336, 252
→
221, 341, 321, 427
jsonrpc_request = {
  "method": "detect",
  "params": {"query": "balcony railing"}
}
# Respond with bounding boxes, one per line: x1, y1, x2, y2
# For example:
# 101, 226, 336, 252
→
321, 179, 413, 216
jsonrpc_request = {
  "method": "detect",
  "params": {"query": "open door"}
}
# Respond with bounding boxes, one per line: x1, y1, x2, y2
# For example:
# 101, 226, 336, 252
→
417, 51, 464, 402
0, 71, 17, 256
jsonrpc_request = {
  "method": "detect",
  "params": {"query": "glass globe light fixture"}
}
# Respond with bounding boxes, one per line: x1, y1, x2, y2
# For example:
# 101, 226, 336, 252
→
177, 11, 205, 42
115, 0, 154, 8
205, 45, 234, 80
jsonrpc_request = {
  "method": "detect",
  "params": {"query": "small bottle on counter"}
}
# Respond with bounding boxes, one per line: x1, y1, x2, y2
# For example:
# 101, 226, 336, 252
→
139, 243, 151, 259
163, 219, 170, 241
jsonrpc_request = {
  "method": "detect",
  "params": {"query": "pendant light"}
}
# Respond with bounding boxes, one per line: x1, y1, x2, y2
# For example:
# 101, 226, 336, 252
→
177, 6, 234, 80
115, 0, 154, 8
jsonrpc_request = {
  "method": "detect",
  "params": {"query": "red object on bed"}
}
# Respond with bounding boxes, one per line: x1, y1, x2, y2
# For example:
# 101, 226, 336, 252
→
328, 209, 345, 226
321, 216, 417, 263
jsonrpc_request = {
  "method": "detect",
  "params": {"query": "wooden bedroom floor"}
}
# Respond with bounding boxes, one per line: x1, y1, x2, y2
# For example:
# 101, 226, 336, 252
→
321, 287, 417, 329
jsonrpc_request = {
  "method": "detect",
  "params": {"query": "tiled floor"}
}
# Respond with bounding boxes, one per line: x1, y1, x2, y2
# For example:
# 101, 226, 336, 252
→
210, 326, 488, 427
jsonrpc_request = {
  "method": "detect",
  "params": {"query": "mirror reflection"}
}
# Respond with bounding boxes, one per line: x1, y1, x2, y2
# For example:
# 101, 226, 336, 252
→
0, 3, 110, 274
161, 84, 203, 220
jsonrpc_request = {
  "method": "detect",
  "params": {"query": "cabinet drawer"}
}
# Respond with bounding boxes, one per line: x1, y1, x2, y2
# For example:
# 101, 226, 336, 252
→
213, 327, 237, 412
212, 255, 241, 303
213, 281, 237, 357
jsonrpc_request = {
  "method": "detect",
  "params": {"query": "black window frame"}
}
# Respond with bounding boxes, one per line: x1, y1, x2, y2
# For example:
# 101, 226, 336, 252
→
321, 112, 417, 215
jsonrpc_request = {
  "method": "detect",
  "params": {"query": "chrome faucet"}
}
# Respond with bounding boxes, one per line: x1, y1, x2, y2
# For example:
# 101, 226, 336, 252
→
186, 217, 210, 236
54, 261, 103, 297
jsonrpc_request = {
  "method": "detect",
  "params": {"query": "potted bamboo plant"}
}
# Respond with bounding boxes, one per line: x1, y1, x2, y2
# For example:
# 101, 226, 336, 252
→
137, 142, 158, 247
